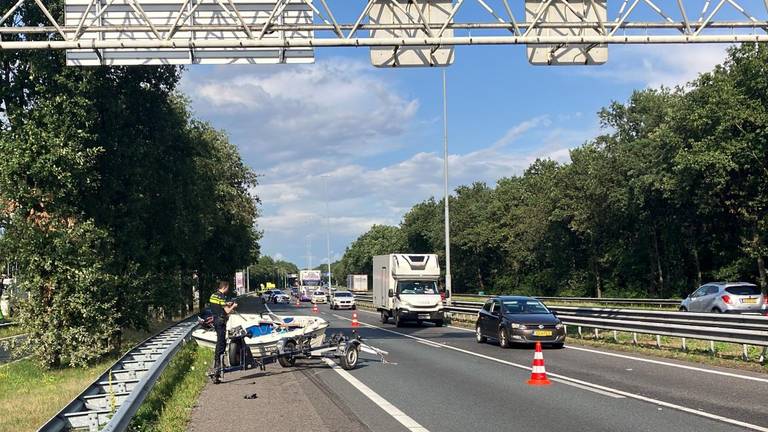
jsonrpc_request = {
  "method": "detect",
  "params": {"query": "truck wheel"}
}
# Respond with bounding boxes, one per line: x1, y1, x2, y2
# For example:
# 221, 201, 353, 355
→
395, 311, 404, 327
380, 311, 389, 324
340, 346, 359, 370
434, 320, 445, 327
278, 340, 297, 367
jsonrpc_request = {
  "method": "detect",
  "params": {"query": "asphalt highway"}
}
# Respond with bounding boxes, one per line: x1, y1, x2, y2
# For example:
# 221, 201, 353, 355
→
265, 301, 768, 432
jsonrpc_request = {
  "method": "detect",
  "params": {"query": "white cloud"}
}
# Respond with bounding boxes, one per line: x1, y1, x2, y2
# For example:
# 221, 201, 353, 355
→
579, 44, 730, 88
253, 115, 598, 265
181, 58, 419, 168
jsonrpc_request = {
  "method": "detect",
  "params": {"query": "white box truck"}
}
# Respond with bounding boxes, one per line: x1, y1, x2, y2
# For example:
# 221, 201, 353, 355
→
346, 274, 368, 292
373, 254, 445, 327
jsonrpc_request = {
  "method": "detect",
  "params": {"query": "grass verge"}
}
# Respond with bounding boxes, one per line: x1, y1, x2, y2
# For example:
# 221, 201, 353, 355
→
0, 357, 117, 432
0, 319, 182, 432
129, 342, 212, 432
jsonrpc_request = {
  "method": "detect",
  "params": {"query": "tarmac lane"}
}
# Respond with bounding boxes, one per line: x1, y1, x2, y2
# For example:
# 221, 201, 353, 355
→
188, 297, 767, 432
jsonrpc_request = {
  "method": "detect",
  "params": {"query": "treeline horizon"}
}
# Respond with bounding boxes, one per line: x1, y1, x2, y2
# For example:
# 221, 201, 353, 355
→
335, 44, 768, 299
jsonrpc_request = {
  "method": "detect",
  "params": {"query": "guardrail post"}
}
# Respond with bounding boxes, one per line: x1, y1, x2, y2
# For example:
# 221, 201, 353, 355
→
681, 338, 687, 351
577, 326, 583, 338
594, 328, 599, 339
760, 347, 767, 365
632, 332, 637, 345
656, 335, 661, 349
612, 330, 618, 342
709, 340, 716, 355
742, 344, 749, 361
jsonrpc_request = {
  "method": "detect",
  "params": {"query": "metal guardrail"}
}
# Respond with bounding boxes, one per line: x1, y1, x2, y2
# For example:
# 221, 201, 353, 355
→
461, 293, 681, 307
38, 319, 198, 432
0, 321, 16, 328
354, 291, 682, 308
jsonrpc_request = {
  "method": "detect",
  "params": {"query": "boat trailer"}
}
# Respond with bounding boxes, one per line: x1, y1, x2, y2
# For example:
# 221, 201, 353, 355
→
208, 325, 362, 383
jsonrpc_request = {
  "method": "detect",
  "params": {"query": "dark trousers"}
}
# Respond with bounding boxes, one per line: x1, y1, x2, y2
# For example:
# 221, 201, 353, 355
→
213, 317, 227, 370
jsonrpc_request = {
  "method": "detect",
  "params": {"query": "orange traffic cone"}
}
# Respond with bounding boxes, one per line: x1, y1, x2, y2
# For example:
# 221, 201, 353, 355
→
351, 312, 359, 327
312, 303, 318, 313
527, 342, 551, 386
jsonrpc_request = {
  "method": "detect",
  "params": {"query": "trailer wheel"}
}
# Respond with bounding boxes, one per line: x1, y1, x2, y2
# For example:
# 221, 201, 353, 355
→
278, 340, 297, 367
228, 341, 241, 367
340, 346, 359, 370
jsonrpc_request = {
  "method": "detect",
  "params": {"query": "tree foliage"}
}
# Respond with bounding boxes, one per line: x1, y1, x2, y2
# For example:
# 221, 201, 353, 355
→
0, 3, 259, 367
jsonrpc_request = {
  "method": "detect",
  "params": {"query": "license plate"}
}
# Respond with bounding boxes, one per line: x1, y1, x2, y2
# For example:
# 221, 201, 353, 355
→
418, 314, 430, 319
533, 330, 552, 336
742, 298, 757, 304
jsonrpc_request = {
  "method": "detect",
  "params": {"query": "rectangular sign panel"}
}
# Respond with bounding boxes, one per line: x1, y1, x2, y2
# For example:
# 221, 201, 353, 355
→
65, 0, 314, 66
525, 0, 607, 65
369, 0, 454, 67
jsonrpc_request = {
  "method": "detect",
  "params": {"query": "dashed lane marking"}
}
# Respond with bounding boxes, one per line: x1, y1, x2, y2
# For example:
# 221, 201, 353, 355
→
322, 358, 430, 432
564, 345, 768, 384
332, 315, 768, 432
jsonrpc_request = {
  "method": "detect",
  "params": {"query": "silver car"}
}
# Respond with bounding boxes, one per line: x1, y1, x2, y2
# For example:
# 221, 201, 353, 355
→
680, 282, 765, 313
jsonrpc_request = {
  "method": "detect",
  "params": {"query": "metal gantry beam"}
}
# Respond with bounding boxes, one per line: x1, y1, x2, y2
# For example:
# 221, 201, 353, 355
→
0, 0, 766, 64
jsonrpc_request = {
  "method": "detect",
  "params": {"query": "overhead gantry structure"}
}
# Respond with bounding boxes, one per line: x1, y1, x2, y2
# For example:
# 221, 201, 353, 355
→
1, 0, 767, 66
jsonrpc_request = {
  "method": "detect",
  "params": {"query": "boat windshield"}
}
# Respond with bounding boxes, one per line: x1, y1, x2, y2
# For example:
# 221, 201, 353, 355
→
397, 280, 438, 295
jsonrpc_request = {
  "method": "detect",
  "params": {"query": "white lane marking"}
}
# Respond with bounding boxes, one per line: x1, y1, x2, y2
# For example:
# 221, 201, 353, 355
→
337, 315, 623, 399
336, 316, 768, 432
322, 358, 431, 432
565, 345, 768, 384
452, 322, 768, 385
415, 339, 444, 349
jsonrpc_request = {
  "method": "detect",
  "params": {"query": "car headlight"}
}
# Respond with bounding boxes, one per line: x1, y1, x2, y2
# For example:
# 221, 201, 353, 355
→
555, 323, 563, 330
510, 323, 523, 329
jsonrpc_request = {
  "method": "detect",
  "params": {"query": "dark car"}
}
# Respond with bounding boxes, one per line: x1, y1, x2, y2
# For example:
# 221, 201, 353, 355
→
475, 296, 565, 348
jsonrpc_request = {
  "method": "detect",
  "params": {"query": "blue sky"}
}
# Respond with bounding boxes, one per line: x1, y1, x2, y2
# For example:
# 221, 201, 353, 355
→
178, 3, 736, 268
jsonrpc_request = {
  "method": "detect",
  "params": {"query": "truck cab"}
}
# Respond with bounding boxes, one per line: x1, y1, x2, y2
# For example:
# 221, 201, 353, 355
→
373, 254, 445, 327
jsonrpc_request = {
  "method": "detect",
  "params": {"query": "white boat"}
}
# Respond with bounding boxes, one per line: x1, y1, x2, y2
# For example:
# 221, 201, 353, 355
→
192, 313, 329, 357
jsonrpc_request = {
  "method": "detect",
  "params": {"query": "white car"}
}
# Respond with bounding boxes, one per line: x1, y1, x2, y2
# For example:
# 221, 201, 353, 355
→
311, 291, 327, 304
330, 291, 356, 310
273, 292, 291, 304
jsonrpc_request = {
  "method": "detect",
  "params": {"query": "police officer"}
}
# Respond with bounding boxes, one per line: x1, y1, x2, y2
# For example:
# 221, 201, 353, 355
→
209, 280, 238, 383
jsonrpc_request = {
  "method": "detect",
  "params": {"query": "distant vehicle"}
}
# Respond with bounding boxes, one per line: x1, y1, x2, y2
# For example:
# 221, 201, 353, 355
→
300, 293, 312, 303
475, 296, 565, 348
680, 282, 766, 313
300, 270, 322, 293
260, 289, 279, 302
311, 290, 327, 304
330, 291, 356, 310
273, 292, 291, 304
346, 274, 368, 292
373, 254, 445, 327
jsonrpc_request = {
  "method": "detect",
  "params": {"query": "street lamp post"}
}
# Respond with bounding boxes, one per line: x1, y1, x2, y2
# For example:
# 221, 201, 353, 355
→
442, 69, 452, 306
322, 175, 332, 289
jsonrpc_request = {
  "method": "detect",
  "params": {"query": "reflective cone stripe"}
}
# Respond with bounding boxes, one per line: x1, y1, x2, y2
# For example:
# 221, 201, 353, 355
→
527, 341, 551, 386
352, 313, 359, 327
312, 304, 318, 313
